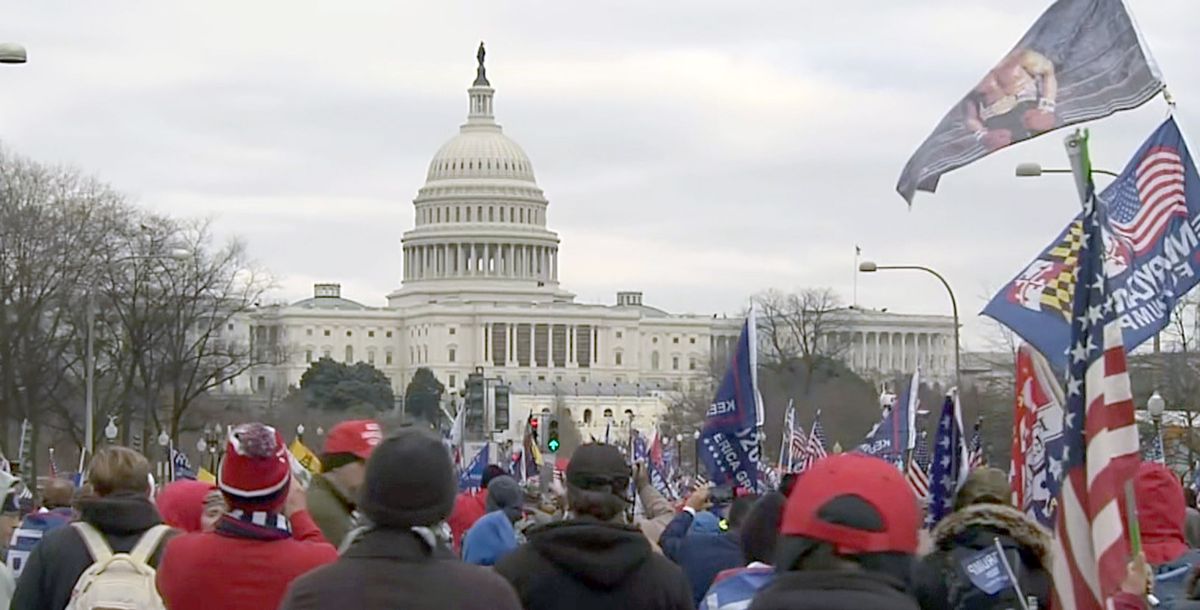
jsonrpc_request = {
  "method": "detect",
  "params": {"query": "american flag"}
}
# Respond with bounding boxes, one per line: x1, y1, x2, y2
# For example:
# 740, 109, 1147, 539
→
1105, 145, 1188, 255
802, 411, 828, 470
48, 448, 59, 479
926, 394, 968, 528
968, 418, 985, 469
783, 404, 808, 471
1049, 191, 1141, 610
906, 430, 931, 501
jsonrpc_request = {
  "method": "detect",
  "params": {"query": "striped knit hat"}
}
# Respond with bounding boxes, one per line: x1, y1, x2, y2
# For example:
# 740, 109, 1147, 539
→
218, 423, 291, 512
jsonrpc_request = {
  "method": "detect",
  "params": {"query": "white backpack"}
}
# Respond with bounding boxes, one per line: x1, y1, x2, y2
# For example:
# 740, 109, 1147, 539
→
66, 522, 170, 610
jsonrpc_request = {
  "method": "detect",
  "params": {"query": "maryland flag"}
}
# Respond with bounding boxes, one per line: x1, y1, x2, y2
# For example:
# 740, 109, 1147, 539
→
289, 439, 322, 474
197, 468, 216, 484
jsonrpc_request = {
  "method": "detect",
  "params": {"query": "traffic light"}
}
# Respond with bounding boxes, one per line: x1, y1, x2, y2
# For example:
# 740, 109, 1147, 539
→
464, 373, 485, 436
494, 384, 510, 432
529, 413, 540, 444
547, 416, 560, 453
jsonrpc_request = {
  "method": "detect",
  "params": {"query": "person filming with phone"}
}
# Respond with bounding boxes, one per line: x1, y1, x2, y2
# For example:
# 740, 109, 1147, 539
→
660, 485, 754, 606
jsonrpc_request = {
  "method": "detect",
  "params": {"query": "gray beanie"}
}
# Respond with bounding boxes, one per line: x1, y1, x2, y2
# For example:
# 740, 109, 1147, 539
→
485, 475, 523, 521
359, 428, 456, 529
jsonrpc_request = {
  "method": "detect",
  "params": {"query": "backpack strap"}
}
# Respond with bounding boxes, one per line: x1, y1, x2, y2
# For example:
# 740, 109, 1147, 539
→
129, 525, 171, 564
71, 522, 113, 563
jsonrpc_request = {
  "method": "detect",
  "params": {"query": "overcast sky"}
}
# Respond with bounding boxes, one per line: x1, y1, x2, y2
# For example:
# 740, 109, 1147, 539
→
0, 1, 1197, 350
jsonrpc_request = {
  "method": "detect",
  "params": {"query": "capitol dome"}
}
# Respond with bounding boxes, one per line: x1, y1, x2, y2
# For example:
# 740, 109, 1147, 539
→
426, 128, 536, 183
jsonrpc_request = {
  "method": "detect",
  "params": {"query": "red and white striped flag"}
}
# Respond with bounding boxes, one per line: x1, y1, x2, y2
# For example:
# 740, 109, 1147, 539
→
906, 430, 931, 501
801, 411, 828, 470
1049, 190, 1141, 610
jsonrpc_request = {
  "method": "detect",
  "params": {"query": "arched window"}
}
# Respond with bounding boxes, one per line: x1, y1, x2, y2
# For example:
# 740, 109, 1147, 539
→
520, 208, 525, 223
500, 208, 505, 222
583, 409, 593, 424
624, 409, 634, 419
456, 207, 461, 222
603, 408, 613, 419
651, 351, 660, 370
489, 207, 495, 222
615, 351, 623, 366
466, 207, 472, 221
345, 345, 354, 363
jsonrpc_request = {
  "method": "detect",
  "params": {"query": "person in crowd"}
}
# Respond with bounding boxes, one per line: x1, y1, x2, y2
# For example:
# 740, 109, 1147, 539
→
156, 422, 338, 610
495, 443, 693, 610
11, 447, 174, 610
633, 464, 677, 553
1184, 486, 1200, 549
156, 479, 216, 533
463, 474, 523, 566
700, 491, 786, 610
913, 467, 1051, 610
1126, 461, 1200, 607
7, 477, 76, 578
307, 419, 382, 547
659, 487, 749, 605
280, 428, 521, 610
450, 463, 507, 552
749, 453, 922, 610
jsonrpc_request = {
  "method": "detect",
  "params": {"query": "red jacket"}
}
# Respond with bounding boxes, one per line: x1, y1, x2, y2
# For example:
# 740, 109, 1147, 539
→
448, 490, 487, 552
156, 510, 337, 610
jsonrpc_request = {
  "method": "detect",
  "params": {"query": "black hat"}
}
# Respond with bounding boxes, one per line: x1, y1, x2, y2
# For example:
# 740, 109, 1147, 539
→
359, 428, 456, 529
566, 444, 630, 491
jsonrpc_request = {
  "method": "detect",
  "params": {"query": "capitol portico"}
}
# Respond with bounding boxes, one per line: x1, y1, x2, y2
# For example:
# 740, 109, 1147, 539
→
227, 46, 956, 434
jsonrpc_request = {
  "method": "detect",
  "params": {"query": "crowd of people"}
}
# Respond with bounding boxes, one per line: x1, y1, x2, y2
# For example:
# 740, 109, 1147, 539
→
0, 420, 1197, 609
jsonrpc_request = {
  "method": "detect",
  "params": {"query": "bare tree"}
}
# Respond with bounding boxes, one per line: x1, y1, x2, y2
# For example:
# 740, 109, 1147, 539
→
753, 287, 846, 397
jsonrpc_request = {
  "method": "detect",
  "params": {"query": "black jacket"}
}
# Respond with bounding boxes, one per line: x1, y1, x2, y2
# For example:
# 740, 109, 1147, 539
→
494, 518, 693, 610
913, 503, 1052, 610
749, 570, 921, 610
10, 492, 174, 610
280, 527, 520, 610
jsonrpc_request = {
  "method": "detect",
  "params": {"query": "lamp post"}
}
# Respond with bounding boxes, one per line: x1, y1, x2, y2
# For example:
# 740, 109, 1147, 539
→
693, 430, 702, 480
1014, 163, 1119, 178
1149, 390, 1166, 462
0, 43, 27, 64
296, 423, 305, 443
84, 249, 191, 460
859, 261, 961, 389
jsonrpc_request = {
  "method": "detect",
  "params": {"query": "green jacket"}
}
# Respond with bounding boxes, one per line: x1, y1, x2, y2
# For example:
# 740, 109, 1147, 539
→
306, 474, 356, 548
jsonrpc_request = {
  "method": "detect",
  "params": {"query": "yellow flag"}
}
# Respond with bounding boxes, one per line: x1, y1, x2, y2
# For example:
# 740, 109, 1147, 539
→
197, 467, 216, 484
289, 439, 322, 474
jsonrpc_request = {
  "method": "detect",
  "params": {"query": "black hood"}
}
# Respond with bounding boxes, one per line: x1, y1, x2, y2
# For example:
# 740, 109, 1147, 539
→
528, 519, 652, 588
78, 492, 162, 536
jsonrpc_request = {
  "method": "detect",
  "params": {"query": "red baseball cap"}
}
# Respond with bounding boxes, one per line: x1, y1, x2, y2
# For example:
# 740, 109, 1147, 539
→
780, 453, 919, 555
323, 420, 383, 460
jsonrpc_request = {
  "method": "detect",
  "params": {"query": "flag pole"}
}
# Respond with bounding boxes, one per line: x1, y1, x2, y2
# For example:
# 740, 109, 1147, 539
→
779, 400, 791, 472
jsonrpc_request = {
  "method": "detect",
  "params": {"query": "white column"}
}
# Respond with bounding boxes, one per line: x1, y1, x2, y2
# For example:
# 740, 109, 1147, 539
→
551, 249, 558, 281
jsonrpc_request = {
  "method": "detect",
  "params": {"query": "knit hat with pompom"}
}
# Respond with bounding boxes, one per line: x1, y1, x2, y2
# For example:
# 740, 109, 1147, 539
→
219, 423, 291, 512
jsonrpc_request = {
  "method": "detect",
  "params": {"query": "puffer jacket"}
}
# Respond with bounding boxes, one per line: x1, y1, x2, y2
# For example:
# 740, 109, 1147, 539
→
913, 503, 1052, 610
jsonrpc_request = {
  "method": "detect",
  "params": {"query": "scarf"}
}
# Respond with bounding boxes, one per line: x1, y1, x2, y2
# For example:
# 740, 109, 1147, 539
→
215, 510, 292, 541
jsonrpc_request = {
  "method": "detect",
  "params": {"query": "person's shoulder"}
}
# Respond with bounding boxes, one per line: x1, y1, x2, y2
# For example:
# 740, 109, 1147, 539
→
287, 537, 339, 564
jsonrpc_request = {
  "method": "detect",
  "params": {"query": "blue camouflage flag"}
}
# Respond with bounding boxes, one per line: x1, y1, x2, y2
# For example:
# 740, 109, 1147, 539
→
984, 118, 1199, 370
858, 370, 920, 466
700, 309, 768, 492
171, 449, 196, 481
898, 0, 1164, 204
458, 444, 490, 491
927, 394, 969, 528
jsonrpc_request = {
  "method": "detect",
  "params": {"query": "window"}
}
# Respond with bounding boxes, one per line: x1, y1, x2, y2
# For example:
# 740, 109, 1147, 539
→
583, 409, 593, 424
386, 331, 393, 338
651, 351, 660, 370
615, 352, 623, 366
689, 357, 697, 371
323, 329, 331, 337
603, 408, 613, 418
368, 330, 375, 338
347, 330, 353, 337
449, 327, 456, 336
423, 346, 428, 362
345, 346, 354, 362
673, 337, 679, 344
305, 350, 313, 363
624, 409, 634, 419
386, 352, 394, 365
449, 374, 457, 388
256, 376, 266, 391
616, 331, 623, 339
367, 351, 376, 365
228, 324, 234, 331
448, 348, 456, 363
672, 356, 679, 370
690, 337, 696, 344
307, 329, 313, 336
652, 337, 658, 344
322, 350, 331, 359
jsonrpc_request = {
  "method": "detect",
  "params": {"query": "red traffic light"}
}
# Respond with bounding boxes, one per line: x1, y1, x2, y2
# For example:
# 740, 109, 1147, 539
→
530, 418, 539, 429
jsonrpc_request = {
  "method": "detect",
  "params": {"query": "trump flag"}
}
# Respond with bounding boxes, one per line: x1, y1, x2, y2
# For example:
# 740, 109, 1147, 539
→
897, 0, 1164, 204
984, 118, 1199, 370
700, 309, 768, 492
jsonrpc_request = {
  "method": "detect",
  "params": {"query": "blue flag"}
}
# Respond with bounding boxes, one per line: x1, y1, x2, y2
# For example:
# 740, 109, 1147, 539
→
171, 449, 196, 481
927, 394, 969, 527
858, 370, 920, 466
700, 310, 767, 492
458, 444, 490, 491
984, 118, 1199, 369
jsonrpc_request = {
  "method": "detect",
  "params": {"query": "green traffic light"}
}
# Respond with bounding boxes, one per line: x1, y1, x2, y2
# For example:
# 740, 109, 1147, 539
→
548, 438, 560, 452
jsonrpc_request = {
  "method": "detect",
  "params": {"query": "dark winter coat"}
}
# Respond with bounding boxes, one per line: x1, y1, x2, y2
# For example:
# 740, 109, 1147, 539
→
749, 570, 921, 610
658, 510, 744, 605
279, 526, 521, 610
494, 518, 693, 610
913, 503, 1052, 610
10, 493, 174, 610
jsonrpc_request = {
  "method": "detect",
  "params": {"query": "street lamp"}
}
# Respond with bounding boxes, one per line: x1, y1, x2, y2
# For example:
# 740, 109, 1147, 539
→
0, 43, 27, 64
84, 249, 192, 459
1149, 391, 1166, 460
104, 417, 118, 442
296, 423, 305, 442
859, 261, 961, 389
692, 430, 702, 479
1014, 162, 1119, 178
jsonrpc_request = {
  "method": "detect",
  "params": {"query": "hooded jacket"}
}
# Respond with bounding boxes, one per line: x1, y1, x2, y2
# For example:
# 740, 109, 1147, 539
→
749, 570, 920, 610
280, 526, 521, 610
913, 502, 1052, 610
463, 509, 518, 566
1133, 462, 1200, 608
494, 518, 693, 610
156, 480, 215, 533
10, 493, 175, 610
659, 509, 745, 605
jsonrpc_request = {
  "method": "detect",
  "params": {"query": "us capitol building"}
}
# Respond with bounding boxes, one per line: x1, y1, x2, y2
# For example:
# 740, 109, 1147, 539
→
226, 46, 956, 439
